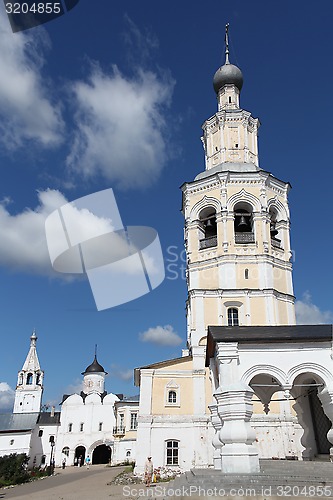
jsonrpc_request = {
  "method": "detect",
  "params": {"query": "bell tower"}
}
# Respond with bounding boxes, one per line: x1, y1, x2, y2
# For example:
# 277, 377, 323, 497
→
14, 331, 44, 413
182, 25, 295, 351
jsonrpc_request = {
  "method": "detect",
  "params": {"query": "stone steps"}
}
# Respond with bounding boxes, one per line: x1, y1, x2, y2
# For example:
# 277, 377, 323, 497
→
163, 460, 333, 498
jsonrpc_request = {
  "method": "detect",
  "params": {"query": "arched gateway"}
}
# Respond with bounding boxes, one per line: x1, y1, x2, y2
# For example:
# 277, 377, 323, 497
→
92, 444, 111, 464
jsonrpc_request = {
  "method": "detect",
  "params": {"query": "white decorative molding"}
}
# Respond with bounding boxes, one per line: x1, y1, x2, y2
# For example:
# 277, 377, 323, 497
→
227, 189, 261, 212
241, 365, 287, 386
190, 195, 222, 220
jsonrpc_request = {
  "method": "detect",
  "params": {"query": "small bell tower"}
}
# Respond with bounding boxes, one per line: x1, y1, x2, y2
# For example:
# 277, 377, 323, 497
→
14, 331, 44, 413
182, 25, 296, 351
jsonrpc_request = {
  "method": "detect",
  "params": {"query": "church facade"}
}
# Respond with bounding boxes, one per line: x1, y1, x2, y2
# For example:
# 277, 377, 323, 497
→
133, 30, 333, 474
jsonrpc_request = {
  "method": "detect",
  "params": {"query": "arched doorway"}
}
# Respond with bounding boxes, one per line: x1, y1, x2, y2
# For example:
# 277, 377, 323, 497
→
74, 446, 86, 466
92, 444, 111, 464
292, 375, 331, 458
308, 385, 331, 454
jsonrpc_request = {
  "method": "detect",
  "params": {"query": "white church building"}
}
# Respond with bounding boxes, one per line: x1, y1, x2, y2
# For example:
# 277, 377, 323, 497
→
1, 28, 333, 475
0, 332, 139, 468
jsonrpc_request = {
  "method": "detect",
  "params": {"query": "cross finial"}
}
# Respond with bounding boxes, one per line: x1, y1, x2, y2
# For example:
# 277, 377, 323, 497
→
225, 23, 230, 64
95, 344, 97, 357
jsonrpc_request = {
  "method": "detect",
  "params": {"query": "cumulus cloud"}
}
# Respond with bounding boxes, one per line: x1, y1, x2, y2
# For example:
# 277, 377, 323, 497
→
0, 9, 63, 149
139, 325, 182, 347
295, 291, 333, 325
0, 189, 67, 274
0, 382, 15, 411
66, 65, 174, 189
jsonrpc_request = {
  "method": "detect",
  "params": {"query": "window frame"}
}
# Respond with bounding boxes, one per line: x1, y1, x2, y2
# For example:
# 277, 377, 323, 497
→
227, 307, 239, 326
130, 412, 138, 430
165, 440, 179, 466
165, 381, 180, 407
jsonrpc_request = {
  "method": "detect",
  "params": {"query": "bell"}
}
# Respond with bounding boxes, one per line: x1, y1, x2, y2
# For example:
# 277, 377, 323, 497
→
205, 219, 213, 228
238, 215, 247, 227
270, 223, 278, 237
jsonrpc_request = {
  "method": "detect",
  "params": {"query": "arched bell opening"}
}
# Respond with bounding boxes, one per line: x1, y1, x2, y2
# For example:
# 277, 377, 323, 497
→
291, 374, 330, 460
199, 207, 217, 249
234, 202, 254, 244
269, 207, 282, 248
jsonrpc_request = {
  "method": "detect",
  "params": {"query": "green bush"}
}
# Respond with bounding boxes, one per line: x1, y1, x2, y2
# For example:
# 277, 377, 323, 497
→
0, 453, 30, 487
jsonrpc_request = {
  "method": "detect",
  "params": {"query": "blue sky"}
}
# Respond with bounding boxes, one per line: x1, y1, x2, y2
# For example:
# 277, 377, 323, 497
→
0, 0, 333, 410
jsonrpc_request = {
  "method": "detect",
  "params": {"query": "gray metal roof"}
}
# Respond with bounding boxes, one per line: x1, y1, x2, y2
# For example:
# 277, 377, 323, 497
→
0, 412, 39, 432
37, 412, 61, 425
213, 63, 243, 93
206, 324, 333, 366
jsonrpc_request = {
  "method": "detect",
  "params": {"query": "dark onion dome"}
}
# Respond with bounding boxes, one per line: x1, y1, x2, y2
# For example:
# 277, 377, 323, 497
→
213, 62, 243, 94
81, 355, 107, 374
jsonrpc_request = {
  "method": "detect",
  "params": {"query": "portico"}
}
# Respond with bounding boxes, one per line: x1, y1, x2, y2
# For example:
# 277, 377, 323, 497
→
206, 325, 333, 472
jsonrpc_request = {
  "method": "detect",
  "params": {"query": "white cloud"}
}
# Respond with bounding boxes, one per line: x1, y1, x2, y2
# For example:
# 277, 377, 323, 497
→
64, 379, 83, 395
0, 382, 14, 411
0, 8, 63, 149
122, 14, 159, 65
139, 325, 182, 347
0, 189, 67, 274
66, 65, 174, 189
295, 291, 333, 325
110, 365, 133, 382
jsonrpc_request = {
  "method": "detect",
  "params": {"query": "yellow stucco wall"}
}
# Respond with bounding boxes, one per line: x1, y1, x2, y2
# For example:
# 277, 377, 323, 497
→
151, 359, 194, 415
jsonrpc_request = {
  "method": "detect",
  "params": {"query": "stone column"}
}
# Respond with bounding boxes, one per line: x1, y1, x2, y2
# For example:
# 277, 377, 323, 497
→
318, 386, 333, 461
214, 342, 260, 473
208, 403, 222, 469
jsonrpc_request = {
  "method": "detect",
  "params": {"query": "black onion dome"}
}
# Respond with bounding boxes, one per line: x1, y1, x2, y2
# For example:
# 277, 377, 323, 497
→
213, 63, 243, 94
82, 355, 106, 374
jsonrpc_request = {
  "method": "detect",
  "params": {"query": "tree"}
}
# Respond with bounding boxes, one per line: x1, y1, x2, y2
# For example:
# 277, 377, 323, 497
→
0, 453, 29, 487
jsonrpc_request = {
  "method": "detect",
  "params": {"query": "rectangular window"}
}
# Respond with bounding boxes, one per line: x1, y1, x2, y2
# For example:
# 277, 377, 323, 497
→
227, 308, 239, 326
68, 423, 72, 432
99, 422, 103, 432
130, 413, 138, 430
166, 440, 179, 465
80, 423, 84, 432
